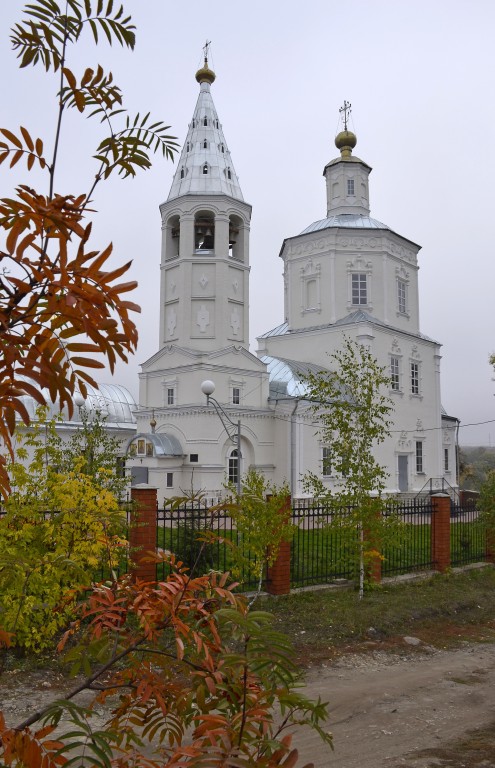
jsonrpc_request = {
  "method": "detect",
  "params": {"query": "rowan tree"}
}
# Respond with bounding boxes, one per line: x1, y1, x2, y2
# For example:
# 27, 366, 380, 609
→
0, 0, 178, 497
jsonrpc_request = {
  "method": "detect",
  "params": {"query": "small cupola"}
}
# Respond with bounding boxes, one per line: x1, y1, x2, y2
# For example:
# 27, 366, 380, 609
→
323, 101, 372, 217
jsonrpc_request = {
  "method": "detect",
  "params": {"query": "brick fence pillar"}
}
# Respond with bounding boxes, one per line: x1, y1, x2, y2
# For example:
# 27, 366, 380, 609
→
265, 495, 291, 596
431, 493, 451, 572
130, 484, 158, 582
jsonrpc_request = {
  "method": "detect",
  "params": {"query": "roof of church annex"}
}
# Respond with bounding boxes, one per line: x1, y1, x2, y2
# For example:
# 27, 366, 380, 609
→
167, 49, 244, 202
259, 312, 439, 344
18, 382, 137, 426
260, 355, 328, 399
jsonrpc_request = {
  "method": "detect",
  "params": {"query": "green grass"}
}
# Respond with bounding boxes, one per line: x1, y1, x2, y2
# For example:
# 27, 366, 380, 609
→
259, 566, 495, 655
152, 517, 488, 589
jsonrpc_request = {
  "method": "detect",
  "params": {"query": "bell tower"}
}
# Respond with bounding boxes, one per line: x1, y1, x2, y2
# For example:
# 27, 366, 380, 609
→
158, 49, 252, 352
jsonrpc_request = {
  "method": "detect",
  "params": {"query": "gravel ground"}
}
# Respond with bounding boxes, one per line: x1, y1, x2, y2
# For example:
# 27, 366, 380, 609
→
1, 640, 495, 767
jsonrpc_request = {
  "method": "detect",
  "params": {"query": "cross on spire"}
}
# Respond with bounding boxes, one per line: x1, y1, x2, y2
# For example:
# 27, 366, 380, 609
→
339, 100, 352, 131
203, 40, 211, 67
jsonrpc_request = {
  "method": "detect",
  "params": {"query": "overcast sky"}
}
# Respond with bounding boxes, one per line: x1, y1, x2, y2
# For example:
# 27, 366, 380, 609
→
2, 0, 495, 445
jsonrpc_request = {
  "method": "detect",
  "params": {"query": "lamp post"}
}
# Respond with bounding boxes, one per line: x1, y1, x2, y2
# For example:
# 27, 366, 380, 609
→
201, 380, 242, 496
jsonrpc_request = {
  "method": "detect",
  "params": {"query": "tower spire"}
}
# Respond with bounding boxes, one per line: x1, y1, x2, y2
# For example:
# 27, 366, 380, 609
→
167, 49, 243, 201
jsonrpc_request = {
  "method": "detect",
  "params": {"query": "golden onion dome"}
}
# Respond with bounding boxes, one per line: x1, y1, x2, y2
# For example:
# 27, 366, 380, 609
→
335, 129, 357, 157
195, 65, 216, 85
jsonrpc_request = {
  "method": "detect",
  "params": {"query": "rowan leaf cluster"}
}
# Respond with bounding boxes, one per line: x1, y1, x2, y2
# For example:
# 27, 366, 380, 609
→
0, 557, 332, 767
0, 0, 178, 497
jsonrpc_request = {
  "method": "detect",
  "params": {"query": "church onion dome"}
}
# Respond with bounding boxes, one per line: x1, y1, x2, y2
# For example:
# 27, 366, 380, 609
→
335, 129, 357, 156
195, 64, 216, 85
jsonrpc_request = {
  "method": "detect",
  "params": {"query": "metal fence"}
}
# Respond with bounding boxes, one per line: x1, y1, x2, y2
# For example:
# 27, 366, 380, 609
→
154, 497, 488, 589
382, 497, 435, 576
290, 501, 357, 587
0, 497, 488, 589
155, 501, 260, 590
450, 499, 485, 566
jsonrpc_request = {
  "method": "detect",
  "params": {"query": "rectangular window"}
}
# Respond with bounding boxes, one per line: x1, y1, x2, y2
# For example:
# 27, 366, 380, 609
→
137, 438, 146, 456
322, 447, 331, 477
190, 454, 199, 463
232, 387, 240, 405
166, 472, 173, 488
167, 387, 175, 405
351, 273, 367, 305
146, 442, 153, 457
444, 448, 449, 472
411, 362, 419, 395
398, 279, 407, 314
416, 441, 424, 474
347, 178, 355, 196
390, 356, 400, 391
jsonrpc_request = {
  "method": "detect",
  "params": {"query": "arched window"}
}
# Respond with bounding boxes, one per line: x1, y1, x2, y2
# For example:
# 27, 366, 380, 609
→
203, 116, 208, 126
228, 449, 239, 486
203, 139, 208, 149
227, 167, 231, 179
203, 163, 208, 175
186, 142, 190, 152
192, 119, 196, 128
221, 143, 224, 153
180, 167, 185, 179
215, 120, 219, 128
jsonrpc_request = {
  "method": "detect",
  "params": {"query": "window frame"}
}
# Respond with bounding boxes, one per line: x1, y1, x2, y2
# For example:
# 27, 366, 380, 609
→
410, 361, 420, 395
351, 272, 368, 305
347, 178, 355, 196
166, 472, 173, 488
390, 356, 400, 391
232, 387, 240, 405
415, 441, 424, 474
397, 278, 407, 314
322, 446, 332, 477
228, 448, 239, 486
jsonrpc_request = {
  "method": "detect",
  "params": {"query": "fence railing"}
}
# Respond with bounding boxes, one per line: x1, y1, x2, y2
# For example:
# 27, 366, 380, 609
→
155, 501, 260, 591
150, 496, 490, 591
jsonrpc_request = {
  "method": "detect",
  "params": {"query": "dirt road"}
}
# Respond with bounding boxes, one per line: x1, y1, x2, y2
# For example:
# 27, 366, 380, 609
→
1, 641, 495, 767
298, 641, 495, 767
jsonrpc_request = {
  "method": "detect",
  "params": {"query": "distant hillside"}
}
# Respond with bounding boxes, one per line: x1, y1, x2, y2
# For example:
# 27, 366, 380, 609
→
460, 446, 495, 490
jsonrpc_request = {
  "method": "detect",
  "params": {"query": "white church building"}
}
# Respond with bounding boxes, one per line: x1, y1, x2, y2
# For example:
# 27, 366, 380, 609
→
123, 57, 458, 501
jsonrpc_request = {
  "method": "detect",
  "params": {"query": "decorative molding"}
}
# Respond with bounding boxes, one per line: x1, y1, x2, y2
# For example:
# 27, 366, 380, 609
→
346, 256, 372, 272
230, 307, 241, 336
199, 273, 209, 289
411, 345, 421, 361
391, 337, 402, 354
397, 432, 411, 449
166, 307, 177, 338
196, 305, 210, 333
395, 265, 410, 280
